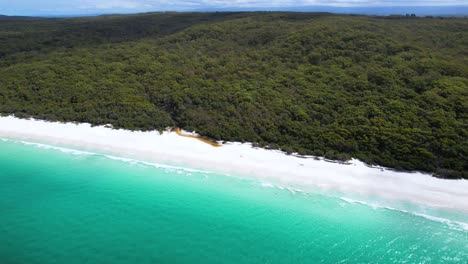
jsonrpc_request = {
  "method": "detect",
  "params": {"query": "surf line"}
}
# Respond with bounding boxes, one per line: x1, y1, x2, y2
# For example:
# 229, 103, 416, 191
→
173, 128, 222, 147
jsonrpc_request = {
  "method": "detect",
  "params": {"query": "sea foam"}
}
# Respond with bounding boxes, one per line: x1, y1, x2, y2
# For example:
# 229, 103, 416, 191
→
1, 116, 468, 215
2, 136, 467, 232
7, 138, 212, 175
339, 197, 468, 232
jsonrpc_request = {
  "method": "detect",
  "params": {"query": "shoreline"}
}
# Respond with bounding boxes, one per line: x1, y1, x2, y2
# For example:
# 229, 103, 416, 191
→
1, 116, 467, 213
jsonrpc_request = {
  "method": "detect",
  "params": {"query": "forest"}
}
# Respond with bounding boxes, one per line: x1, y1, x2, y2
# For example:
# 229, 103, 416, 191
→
0, 12, 467, 178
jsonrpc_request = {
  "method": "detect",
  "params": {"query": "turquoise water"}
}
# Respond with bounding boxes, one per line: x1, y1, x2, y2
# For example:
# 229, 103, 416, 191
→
0, 139, 467, 264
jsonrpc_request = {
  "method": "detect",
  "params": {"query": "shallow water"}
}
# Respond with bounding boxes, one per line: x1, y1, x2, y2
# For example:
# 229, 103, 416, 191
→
0, 139, 467, 263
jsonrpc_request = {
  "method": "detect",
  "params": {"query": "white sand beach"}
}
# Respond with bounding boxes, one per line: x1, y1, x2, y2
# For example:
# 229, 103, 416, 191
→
1, 116, 467, 212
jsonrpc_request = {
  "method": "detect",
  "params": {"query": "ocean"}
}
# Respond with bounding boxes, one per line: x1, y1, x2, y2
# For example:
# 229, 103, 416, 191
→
0, 139, 467, 263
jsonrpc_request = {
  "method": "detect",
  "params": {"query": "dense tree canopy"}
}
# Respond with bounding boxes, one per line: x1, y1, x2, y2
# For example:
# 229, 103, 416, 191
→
0, 12, 467, 178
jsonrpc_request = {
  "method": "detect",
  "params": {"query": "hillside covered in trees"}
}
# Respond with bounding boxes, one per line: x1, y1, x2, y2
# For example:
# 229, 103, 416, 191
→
0, 12, 467, 178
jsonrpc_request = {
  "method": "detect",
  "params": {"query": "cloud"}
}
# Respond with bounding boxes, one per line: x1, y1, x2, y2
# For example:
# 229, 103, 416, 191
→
1, 0, 467, 15
76, 0, 155, 10
49, 0, 468, 11
150, 0, 468, 8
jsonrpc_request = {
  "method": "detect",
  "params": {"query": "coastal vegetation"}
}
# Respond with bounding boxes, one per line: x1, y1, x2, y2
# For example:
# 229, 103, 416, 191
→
0, 12, 467, 178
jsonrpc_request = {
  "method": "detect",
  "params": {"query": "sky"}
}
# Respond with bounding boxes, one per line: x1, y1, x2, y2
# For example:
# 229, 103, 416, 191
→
0, 0, 467, 16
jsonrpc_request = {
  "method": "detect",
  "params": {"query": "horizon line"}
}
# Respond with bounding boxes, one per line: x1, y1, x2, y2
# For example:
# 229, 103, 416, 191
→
2, 5, 468, 17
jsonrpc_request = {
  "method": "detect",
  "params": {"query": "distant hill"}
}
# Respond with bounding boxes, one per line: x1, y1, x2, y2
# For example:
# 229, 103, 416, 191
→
0, 14, 37, 20
0, 12, 467, 178
195, 6, 468, 16
5, 6, 468, 18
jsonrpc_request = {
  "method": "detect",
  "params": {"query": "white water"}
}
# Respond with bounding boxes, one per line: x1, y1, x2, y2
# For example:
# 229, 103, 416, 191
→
2, 135, 468, 232
1, 116, 467, 213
